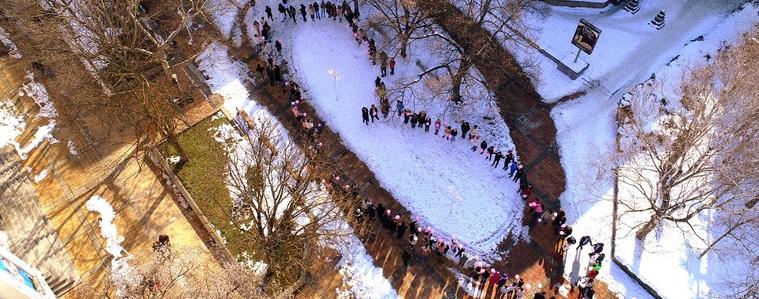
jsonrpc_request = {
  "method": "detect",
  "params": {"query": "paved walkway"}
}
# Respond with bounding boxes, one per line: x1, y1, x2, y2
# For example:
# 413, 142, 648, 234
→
0, 26, 222, 295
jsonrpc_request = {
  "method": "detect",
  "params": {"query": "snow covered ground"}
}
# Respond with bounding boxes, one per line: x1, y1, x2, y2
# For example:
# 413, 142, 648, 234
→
282, 19, 525, 256
0, 71, 59, 159
196, 40, 396, 298
548, 2, 759, 299
0, 26, 22, 59
466, 0, 750, 102
205, 0, 246, 44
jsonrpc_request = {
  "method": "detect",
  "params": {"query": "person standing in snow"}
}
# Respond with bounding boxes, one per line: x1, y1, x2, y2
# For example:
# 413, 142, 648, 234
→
461, 121, 471, 139
288, 5, 297, 23
417, 112, 426, 129
410, 112, 418, 128
389, 57, 396, 75
512, 164, 524, 182
451, 128, 458, 140
423, 116, 432, 132
379, 51, 388, 77
263, 41, 274, 58
475, 139, 487, 153
434, 119, 442, 135
486, 145, 495, 160
502, 150, 514, 170
492, 150, 504, 168
402, 109, 411, 124
265, 5, 273, 20
369, 104, 379, 122
469, 125, 479, 140
578, 236, 593, 249
313, 2, 321, 19
590, 243, 604, 257
380, 98, 390, 118
274, 40, 282, 57
361, 107, 370, 125
299, 4, 307, 22
278, 3, 287, 21
443, 126, 452, 140
396, 100, 404, 116
308, 4, 315, 21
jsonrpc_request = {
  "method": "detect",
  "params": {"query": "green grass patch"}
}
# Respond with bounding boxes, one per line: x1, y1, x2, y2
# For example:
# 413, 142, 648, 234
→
160, 114, 250, 257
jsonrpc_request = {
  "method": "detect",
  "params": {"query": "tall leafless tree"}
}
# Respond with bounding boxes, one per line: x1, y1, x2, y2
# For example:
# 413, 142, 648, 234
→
366, 0, 543, 105
208, 117, 361, 293
0, 0, 208, 161
615, 27, 759, 244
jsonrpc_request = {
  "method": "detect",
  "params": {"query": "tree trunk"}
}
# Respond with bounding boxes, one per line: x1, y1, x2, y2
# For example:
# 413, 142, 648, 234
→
400, 33, 409, 58
167, 133, 188, 165
450, 60, 470, 104
636, 214, 660, 240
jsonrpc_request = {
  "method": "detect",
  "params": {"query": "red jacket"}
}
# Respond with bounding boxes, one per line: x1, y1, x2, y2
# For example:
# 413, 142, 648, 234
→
489, 271, 500, 285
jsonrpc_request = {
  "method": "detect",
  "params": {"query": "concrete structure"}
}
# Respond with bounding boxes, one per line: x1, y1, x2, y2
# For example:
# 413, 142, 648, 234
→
0, 246, 56, 299
0, 147, 79, 297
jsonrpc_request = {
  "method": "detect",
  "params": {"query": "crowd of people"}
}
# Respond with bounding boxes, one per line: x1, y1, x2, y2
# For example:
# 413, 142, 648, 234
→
240, 1, 605, 297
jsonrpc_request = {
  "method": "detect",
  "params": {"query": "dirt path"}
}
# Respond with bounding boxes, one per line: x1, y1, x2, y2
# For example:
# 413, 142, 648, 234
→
421, 0, 566, 210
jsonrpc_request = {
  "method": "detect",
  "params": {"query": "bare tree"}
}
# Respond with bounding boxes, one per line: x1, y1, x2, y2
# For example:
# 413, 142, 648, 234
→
365, 0, 434, 58
208, 117, 359, 293
68, 247, 266, 299
614, 27, 759, 244
0, 0, 208, 161
367, 0, 542, 105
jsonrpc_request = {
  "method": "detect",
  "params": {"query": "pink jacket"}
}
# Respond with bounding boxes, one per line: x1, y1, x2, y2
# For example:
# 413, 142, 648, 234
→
529, 201, 543, 213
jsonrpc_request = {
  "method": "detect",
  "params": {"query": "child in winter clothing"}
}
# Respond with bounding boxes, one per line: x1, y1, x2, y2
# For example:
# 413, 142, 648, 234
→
450, 129, 458, 140
403, 109, 412, 124
424, 117, 432, 132
396, 100, 404, 116
443, 126, 452, 140
469, 125, 479, 140
389, 57, 396, 75
369, 104, 379, 122
434, 119, 442, 135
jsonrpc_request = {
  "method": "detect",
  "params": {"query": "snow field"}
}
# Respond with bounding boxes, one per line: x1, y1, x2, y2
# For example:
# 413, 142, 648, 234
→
550, 2, 759, 298
286, 19, 526, 256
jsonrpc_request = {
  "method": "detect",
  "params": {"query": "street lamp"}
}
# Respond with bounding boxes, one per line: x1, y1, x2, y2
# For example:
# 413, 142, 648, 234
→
328, 68, 341, 101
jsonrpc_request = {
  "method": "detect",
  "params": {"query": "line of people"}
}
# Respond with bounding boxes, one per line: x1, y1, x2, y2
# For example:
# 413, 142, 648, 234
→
249, 2, 603, 298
